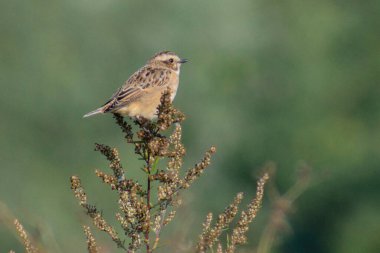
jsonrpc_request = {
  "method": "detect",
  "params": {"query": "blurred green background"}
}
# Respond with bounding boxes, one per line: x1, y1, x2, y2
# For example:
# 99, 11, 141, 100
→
1, 0, 379, 252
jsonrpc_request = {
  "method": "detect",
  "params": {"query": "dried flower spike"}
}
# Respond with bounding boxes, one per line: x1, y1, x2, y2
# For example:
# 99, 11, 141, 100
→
196, 193, 243, 253
14, 219, 37, 253
226, 173, 269, 253
83, 226, 99, 253
183, 146, 216, 189
70, 176, 87, 206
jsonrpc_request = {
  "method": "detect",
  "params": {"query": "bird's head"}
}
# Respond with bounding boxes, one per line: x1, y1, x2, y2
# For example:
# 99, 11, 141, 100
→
148, 51, 188, 72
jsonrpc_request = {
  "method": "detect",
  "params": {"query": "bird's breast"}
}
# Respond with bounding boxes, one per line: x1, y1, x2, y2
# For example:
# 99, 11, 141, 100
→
168, 72, 180, 101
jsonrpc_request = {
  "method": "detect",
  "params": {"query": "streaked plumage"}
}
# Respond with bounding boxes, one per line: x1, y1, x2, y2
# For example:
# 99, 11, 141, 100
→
84, 51, 187, 119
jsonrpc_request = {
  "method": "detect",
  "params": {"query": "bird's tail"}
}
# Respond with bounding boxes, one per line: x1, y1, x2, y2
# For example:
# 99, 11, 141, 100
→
83, 107, 104, 118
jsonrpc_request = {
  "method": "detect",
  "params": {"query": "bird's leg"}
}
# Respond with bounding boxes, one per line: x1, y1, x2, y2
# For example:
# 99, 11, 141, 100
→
153, 129, 165, 139
135, 116, 154, 134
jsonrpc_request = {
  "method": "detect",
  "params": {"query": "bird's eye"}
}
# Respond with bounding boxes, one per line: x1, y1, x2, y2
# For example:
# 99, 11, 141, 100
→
168, 58, 174, 63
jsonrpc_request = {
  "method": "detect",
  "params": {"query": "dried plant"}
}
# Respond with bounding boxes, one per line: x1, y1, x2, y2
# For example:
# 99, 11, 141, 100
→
70, 90, 269, 253
83, 225, 99, 253
13, 219, 38, 253
3, 90, 269, 253
0, 201, 45, 253
196, 173, 269, 253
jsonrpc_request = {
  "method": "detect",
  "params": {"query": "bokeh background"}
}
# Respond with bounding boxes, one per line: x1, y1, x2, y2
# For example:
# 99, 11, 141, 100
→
1, 1, 379, 252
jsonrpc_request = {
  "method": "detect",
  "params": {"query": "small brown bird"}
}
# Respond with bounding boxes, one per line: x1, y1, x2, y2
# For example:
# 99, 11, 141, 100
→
83, 51, 187, 119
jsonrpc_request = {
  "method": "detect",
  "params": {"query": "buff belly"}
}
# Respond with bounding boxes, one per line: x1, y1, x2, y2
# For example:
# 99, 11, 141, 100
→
113, 86, 178, 119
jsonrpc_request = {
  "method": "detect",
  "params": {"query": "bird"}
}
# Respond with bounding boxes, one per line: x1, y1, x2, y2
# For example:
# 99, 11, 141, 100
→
83, 51, 187, 119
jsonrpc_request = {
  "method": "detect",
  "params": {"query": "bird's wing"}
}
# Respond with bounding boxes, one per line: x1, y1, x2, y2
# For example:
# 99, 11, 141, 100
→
103, 66, 172, 112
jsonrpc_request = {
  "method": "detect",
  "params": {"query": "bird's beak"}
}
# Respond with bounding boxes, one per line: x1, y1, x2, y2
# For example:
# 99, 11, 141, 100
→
179, 58, 188, 64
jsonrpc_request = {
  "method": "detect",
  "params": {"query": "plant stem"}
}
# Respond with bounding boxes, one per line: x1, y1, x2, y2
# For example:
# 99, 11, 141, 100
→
146, 177, 151, 253
145, 151, 152, 253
